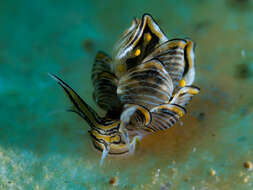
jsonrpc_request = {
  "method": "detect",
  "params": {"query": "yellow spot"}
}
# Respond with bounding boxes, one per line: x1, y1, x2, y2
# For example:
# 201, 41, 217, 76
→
116, 64, 126, 73
188, 88, 200, 95
134, 48, 141, 56
144, 33, 152, 43
210, 168, 216, 176
179, 79, 186, 87
244, 176, 250, 183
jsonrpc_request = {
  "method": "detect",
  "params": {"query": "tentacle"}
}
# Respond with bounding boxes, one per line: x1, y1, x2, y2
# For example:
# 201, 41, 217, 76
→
100, 145, 110, 166
120, 104, 151, 129
129, 135, 142, 154
119, 104, 151, 152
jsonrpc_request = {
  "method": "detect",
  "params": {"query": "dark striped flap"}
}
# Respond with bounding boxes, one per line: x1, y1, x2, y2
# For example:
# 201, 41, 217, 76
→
144, 39, 196, 87
148, 104, 186, 132
91, 52, 122, 113
117, 59, 174, 110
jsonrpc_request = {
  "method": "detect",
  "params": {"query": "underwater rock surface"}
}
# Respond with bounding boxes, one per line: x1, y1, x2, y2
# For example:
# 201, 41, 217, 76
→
1, 0, 253, 189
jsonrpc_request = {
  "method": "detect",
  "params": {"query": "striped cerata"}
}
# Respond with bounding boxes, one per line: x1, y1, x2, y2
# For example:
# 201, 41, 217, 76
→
50, 13, 200, 165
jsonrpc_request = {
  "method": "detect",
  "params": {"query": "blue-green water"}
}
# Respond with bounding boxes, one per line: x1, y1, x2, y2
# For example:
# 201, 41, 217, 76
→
1, 0, 253, 189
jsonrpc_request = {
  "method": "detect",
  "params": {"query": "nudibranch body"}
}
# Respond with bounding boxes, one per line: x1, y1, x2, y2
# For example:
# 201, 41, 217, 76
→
50, 14, 200, 165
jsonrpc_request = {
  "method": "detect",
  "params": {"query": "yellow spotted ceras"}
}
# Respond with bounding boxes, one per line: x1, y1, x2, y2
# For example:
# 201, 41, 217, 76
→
50, 13, 200, 165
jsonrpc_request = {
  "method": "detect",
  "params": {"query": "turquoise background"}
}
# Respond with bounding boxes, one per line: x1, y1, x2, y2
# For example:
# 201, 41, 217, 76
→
1, 0, 253, 189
